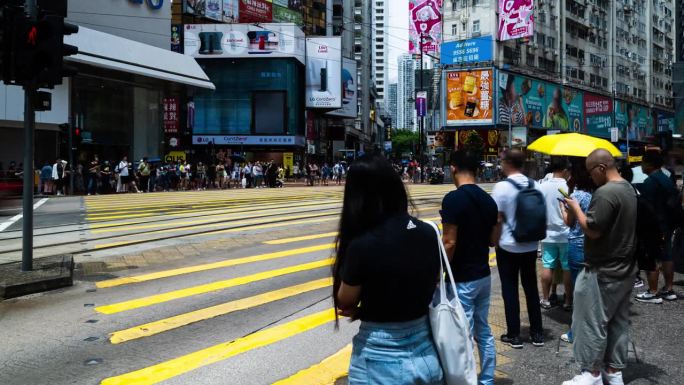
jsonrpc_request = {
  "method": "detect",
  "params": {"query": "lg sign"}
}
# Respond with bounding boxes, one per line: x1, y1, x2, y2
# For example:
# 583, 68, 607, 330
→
128, 0, 164, 10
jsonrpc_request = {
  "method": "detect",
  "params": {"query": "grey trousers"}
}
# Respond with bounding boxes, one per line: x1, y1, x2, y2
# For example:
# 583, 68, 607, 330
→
572, 268, 633, 371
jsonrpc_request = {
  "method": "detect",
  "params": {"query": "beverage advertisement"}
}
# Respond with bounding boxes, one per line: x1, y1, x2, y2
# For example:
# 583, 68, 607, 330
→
409, 0, 443, 55
222, 0, 239, 22
239, 0, 273, 23
497, 71, 583, 131
498, 0, 534, 41
615, 101, 653, 141
584, 93, 613, 138
305, 37, 342, 109
445, 69, 493, 125
184, 23, 305, 64
327, 58, 358, 118
205, 0, 223, 21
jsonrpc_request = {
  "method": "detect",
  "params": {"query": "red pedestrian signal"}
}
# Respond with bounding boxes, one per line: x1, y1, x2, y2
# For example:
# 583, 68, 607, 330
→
27, 26, 37, 45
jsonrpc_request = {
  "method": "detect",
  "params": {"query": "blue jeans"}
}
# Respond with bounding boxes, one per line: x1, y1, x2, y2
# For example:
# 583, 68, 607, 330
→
566, 239, 585, 343
453, 276, 496, 385
349, 316, 444, 385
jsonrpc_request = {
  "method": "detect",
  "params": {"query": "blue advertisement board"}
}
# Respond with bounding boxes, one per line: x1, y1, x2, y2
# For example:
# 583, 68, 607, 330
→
441, 36, 493, 65
656, 110, 675, 133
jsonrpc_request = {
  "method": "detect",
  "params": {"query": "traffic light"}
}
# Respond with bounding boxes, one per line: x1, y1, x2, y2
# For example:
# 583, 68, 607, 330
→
34, 14, 79, 87
73, 124, 81, 148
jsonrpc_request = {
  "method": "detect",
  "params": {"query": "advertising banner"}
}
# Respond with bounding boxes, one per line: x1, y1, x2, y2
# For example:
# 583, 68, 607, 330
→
205, 0, 223, 21
409, 0, 443, 55
416, 91, 427, 117
184, 0, 197, 15
615, 101, 653, 141
171, 24, 182, 53
496, 71, 583, 131
327, 58, 358, 118
584, 93, 613, 138
440, 36, 493, 65
498, 0, 534, 41
445, 69, 493, 125
457, 129, 499, 155
306, 37, 343, 109
184, 23, 305, 64
163, 98, 179, 134
273, 4, 303, 24
656, 110, 675, 133
511, 126, 527, 147
193, 135, 305, 146
223, 0, 239, 21
283, 152, 294, 173
239, 0, 272, 23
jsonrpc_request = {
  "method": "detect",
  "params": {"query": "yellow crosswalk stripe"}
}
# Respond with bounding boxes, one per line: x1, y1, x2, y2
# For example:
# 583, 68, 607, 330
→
271, 344, 352, 385
100, 309, 337, 385
109, 278, 332, 344
265, 232, 339, 245
97, 244, 334, 288
95, 258, 334, 314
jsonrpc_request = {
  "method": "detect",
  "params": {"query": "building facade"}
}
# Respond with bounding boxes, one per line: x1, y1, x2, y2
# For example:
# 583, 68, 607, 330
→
397, 54, 416, 131
387, 83, 398, 127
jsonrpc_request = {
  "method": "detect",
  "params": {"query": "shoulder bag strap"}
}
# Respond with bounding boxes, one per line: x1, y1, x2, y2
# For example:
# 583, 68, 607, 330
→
426, 221, 460, 305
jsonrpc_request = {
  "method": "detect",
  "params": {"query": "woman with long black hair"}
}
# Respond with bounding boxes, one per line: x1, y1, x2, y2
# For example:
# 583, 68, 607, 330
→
333, 154, 444, 385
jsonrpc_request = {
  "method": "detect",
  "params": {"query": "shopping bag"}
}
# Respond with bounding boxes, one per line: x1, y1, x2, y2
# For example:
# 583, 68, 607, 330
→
426, 221, 478, 385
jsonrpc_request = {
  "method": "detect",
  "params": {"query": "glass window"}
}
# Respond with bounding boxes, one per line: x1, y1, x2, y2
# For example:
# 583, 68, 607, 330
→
473, 20, 480, 33
253, 92, 286, 134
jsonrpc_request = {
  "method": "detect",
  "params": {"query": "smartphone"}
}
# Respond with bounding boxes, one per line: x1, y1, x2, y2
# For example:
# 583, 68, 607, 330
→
558, 188, 569, 198
557, 197, 569, 208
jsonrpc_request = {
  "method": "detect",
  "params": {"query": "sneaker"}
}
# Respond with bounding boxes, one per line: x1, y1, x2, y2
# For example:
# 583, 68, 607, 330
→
634, 278, 645, 288
562, 372, 602, 385
540, 299, 552, 309
635, 291, 663, 304
601, 370, 624, 385
531, 332, 544, 347
500, 334, 523, 349
561, 332, 573, 343
657, 288, 678, 301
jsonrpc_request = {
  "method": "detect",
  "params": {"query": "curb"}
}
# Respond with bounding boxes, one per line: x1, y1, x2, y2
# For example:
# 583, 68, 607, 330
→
0, 255, 74, 300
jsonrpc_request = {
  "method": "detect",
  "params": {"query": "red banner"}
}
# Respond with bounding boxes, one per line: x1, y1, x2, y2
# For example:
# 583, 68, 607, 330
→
163, 97, 179, 134
239, 0, 273, 23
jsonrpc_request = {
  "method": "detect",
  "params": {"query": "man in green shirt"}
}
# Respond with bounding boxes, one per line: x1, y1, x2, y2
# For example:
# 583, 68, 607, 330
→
561, 149, 637, 385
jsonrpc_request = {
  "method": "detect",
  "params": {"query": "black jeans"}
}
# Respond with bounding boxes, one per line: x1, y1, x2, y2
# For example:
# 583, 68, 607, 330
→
496, 247, 543, 337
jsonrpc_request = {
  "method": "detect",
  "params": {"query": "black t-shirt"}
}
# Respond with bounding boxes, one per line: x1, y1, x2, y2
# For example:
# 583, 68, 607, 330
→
440, 184, 498, 283
341, 214, 440, 323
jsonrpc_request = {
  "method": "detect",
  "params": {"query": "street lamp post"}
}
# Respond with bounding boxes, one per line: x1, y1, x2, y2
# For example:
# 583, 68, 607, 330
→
508, 104, 513, 149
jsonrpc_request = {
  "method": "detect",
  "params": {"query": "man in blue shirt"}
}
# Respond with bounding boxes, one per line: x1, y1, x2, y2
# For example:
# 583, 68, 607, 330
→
441, 150, 498, 385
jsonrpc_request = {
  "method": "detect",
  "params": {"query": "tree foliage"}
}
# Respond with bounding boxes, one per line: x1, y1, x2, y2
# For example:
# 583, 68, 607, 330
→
391, 129, 420, 157
463, 130, 484, 157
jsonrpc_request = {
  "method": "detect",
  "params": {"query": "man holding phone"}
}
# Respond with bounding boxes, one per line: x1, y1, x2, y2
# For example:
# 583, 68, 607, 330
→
539, 158, 572, 310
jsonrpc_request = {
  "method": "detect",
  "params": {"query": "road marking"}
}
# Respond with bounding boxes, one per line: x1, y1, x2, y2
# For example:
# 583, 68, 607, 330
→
271, 344, 352, 385
0, 198, 48, 232
92, 217, 340, 250
265, 232, 339, 245
95, 258, 334, 314
109, 278, 332, 344
100, 309, 337, 385
97, 244, 334, 288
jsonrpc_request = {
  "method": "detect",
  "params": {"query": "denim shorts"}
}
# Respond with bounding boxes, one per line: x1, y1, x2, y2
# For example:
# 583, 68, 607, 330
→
348, 316, 444, 385
542, 242, 569, 270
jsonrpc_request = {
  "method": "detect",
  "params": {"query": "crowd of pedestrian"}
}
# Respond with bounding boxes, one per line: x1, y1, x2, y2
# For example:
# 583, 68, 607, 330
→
332, 147, 682, 385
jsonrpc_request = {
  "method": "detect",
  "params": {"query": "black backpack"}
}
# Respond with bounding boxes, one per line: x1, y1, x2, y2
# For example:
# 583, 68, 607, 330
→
505, 178, 547, 242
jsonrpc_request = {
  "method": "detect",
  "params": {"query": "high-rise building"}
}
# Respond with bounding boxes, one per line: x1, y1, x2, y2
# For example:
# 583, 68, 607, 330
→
387, 83, 398, 127
397, 53, 416, 131
443, 0, 674, 109
372, 0, 389, 107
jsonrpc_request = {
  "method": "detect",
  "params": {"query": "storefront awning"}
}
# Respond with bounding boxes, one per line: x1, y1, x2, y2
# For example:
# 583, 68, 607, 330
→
65, 27, 215, 90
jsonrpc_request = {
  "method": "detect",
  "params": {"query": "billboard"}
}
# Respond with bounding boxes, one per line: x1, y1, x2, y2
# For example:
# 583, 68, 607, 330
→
193, 135, 305, 146
615, 101, 653, 141
327, 58, 358, 118
409, 0, 443, 55
496, 71, 583, 131
184, 23, 305, 64
306, 37, 342, 109
273, 4, 303, 24
223, 0, 239, 21
205, 0, 223, 21
498, 0, 534, 41
441, 36, 493, 65
584, 93, 613, 138
656, 110, 675, 133
239, 0, 272, 23
445, 69, 493, 125
416, 91, 427, 117
171, 24, 182, 53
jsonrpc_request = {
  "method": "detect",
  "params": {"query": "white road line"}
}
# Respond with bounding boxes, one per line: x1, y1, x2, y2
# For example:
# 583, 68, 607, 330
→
0, 198, 49, 232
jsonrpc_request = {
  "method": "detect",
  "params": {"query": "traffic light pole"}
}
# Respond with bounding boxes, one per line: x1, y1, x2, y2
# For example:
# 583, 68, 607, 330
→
21, 0, 37, 272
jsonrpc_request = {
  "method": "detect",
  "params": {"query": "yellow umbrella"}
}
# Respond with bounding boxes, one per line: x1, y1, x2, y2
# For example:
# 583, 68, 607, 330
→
527, 133, 622, 158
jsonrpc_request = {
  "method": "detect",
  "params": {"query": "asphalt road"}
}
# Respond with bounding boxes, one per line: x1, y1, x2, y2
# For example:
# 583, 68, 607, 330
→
1, 185, 682, 385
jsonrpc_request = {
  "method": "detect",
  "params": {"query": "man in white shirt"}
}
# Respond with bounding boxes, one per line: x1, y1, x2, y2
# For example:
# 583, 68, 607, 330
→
117, 156, 129, 193
539, 158, 572, 310
492, 149, 544, 349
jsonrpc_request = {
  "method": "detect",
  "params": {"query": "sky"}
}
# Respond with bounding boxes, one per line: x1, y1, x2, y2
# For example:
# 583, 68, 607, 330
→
387, 0, 409, 83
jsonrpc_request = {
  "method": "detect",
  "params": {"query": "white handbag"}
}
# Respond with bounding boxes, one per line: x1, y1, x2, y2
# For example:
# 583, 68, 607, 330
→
426, 221, 478, 385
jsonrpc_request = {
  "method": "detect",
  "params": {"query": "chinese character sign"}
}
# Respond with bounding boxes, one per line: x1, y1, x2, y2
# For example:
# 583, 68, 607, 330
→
584, 93, 613, 138
498, 0, 534, 41
163, 98, 179, 134
445, 69, 493, 125
409, 0, 443, 55
440, 36, 493, 65
239, 0, 272, 23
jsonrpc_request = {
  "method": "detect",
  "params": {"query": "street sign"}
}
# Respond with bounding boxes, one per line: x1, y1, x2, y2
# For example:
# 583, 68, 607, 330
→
416, 91, 427, 117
